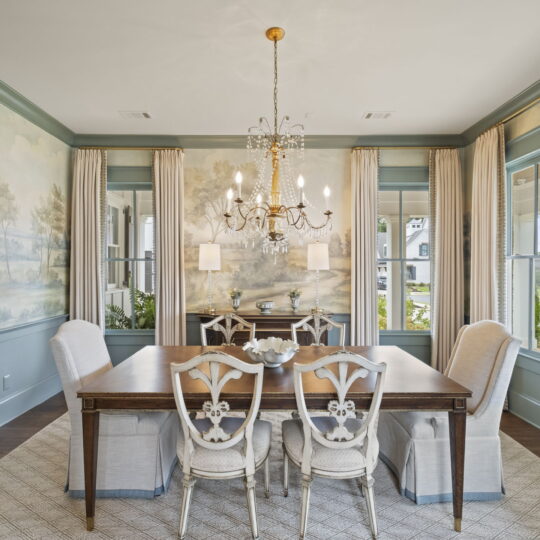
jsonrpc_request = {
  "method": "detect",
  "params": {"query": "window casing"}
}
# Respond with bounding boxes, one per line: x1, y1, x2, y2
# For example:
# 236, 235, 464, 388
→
104, 183, 155, 330
377, 187, 431, 331
507, 152, 540, 353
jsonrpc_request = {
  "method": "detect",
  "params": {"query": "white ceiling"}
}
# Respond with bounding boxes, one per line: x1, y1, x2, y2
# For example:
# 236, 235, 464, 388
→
1, 0, 539, 136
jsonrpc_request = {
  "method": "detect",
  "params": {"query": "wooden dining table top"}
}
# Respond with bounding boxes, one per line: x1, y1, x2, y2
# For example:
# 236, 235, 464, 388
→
78, 345, 471, 411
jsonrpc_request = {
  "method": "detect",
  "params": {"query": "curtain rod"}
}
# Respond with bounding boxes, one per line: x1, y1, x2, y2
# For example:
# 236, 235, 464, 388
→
78, 146, 184, 151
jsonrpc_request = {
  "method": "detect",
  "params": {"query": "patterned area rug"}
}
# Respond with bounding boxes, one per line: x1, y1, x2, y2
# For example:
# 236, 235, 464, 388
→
0, 412, 538, 540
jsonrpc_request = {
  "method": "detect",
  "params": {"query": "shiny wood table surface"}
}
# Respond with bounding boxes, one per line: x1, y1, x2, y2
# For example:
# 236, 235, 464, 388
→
78, 346, 471, 532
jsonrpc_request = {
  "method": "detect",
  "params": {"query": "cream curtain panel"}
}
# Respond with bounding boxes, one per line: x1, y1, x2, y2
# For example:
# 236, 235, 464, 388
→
69, 149, 106, 327
350, 148, 379, 345
153, 149, 186, 346
429, 149, 464, 372
470, 125, 506, 323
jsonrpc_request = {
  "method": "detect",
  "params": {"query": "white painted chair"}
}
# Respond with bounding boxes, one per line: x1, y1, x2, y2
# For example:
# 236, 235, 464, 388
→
291, 313, 346, 346
282, 351, 387, 539
171, 351, 271, 540
49, 320, 179, 498
200, 313, 256, 346
378, 320, 521, 504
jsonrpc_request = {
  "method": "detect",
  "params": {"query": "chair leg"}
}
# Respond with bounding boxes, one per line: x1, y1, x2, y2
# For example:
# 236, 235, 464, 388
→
179, 474, 196, 540
300, 474, 312, 540
360, 475, 378, 539
356, 477, 364, 497
264, 457, 270, 498
244, 475, 259, 540
283, 445, 289, 497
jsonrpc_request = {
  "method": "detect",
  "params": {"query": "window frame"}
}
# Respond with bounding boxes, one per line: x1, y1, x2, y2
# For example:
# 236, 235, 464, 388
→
506, 150, 540, 357
377, 183, 431, 334
104, 181, 155, 333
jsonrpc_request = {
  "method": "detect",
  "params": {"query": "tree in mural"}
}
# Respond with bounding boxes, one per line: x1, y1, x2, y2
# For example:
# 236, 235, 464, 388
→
0, 181, 18, 281
33, 184, 66, 279
185, 160, 258, 242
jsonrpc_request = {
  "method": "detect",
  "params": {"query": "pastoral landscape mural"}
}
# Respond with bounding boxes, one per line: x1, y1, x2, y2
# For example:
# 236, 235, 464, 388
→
0, 104, 71, 329
183, 149, 351, 313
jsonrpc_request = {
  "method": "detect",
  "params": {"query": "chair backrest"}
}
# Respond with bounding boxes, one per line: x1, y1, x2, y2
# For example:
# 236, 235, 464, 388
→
445, 321, 520, 417
49, 320, 112, 419
293, 351, 386, 474
171, 351, 264, 475
200, 313, 256, 346
291, 314, 346, 346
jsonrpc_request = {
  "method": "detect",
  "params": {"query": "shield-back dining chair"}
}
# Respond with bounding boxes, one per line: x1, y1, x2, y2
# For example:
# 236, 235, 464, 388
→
170, 351, 271, 540
200, 313, 256, 346
378, 320, 521, 504
282, 351, 387, 539
291, 313, 346, 346
49, 320, 179, 498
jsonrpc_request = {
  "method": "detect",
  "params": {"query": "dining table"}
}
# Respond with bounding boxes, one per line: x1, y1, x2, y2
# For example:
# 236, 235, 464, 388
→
77, 345, 471, 533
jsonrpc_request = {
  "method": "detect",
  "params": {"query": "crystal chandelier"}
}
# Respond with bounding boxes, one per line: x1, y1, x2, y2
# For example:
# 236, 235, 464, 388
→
224, 27, 333, 254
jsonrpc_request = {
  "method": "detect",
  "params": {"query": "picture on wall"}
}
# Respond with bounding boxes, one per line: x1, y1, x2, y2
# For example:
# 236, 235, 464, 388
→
183, 148, 351, 313
0, 104, 71, 329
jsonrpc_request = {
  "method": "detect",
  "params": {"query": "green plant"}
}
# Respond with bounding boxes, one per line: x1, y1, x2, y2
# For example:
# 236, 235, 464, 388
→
378, 295, 387, 330
406, 298, 430, 330
288, 288, 302, 299
105, 289, 155, 330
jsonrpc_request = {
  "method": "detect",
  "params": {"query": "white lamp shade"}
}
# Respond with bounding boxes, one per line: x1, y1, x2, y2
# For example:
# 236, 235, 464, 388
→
199, 243, 221, 271
307, 242, 329, 270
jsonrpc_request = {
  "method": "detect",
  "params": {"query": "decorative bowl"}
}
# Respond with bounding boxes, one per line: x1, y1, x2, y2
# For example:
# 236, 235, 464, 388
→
243, 337, 299, 368
256, 300, 274, 315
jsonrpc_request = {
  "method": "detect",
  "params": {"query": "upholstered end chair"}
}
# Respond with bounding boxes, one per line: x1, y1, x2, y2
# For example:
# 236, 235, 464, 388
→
378, 320, 520, 504
50, 319, 179, 498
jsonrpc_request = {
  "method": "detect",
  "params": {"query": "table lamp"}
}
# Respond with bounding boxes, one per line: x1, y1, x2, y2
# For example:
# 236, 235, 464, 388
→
307, 241, 329, 313
199, 242, 221, 314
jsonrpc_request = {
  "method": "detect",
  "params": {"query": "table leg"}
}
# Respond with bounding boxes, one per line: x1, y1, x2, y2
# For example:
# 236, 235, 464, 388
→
448, 405, 466, 532
82, 402, 99, 531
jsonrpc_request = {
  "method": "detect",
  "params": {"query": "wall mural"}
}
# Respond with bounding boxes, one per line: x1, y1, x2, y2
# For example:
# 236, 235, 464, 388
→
184, 149, 351, 313
0, 104, 71, 329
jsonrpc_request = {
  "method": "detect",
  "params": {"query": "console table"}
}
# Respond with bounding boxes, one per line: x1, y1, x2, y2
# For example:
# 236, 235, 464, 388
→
197, 311, 331, 346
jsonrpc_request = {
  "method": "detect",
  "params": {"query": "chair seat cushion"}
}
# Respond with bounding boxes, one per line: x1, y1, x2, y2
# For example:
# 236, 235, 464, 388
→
282, 416, 366, 473
177, 417, 271, 474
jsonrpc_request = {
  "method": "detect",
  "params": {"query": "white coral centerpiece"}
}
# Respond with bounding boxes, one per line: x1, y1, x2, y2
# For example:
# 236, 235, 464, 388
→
243, 337, 299, 368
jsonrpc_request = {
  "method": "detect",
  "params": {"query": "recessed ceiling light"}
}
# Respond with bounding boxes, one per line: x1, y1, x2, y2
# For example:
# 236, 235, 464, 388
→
362, 111, 392, 120
118, 110, 152, 119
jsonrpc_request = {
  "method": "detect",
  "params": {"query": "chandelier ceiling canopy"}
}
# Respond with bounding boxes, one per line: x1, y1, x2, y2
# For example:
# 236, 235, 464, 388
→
223, 27, 333, 254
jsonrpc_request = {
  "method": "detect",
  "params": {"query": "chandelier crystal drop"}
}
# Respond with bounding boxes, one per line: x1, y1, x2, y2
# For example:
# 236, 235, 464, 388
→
223, 27, 333, 255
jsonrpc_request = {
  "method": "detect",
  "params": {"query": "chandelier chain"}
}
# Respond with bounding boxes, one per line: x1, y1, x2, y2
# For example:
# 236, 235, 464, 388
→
273, 38, 278, 136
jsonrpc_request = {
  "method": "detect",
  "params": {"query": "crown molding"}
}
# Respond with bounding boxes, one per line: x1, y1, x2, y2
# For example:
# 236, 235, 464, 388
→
461, 80, 540, 145
0, 80, 75, 145
0, 77, 537, 150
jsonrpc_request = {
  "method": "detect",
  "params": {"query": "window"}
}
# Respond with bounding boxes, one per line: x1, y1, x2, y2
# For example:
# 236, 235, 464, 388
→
377, 189, 431, 331
104, 186, 155, 330
507, 154, 540, 352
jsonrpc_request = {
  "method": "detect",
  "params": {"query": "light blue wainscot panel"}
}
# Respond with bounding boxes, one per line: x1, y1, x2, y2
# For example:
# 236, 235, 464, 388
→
104, 330, 155, 366
0, 314, 67, 427
379, 331, 431, 365
508, 352, 540, 429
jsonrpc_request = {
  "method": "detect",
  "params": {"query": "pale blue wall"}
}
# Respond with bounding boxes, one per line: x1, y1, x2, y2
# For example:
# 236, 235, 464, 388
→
0, 315, 66, 426
508, 354, 540, 429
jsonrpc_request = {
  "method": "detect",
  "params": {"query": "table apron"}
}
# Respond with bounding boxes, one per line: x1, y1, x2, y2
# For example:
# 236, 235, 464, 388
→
81, 396, 462, 412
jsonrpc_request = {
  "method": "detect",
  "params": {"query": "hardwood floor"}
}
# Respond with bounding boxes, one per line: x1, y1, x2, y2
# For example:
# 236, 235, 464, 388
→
0, 392, 67, 458
0, 393, 538, 459
500, 411, 540, 458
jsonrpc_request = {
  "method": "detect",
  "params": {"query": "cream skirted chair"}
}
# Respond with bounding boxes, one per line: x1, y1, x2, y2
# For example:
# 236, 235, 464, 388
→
50, 320, 179, 498
282, 351, 387, 539
200, 313, 256, 346
291, 313, 346, 346
378, 320, 520, 504
171, 351, 271, 540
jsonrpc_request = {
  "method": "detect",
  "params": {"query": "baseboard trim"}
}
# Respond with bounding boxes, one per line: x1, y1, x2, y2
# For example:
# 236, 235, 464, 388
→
0, 373, 61, 427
